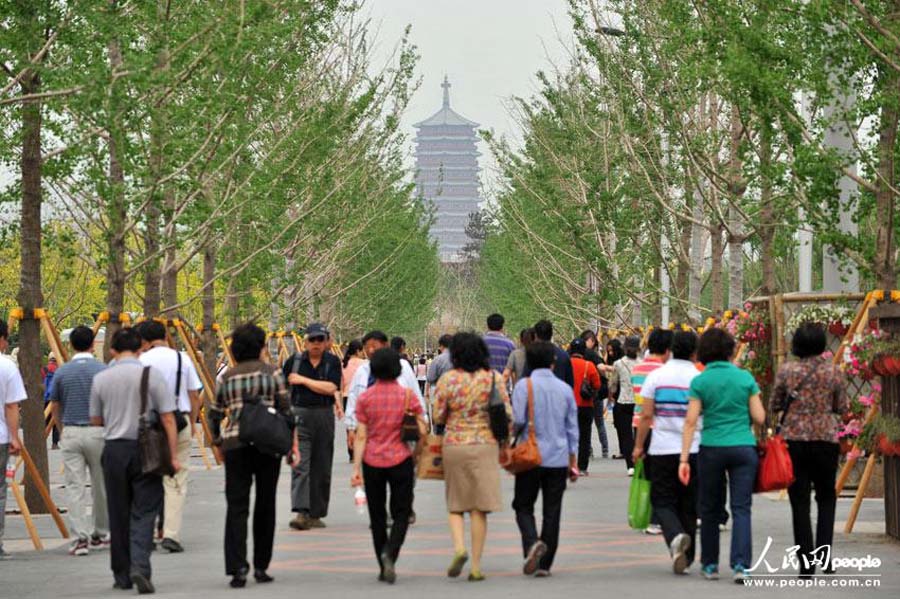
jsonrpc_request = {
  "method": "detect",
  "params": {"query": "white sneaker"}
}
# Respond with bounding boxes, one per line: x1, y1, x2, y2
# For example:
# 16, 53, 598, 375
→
670, 533, 691, 575
644, 524, 663, 535
719, 522, 729, 531
69, 538, 89, 556
627, 468, 635, 476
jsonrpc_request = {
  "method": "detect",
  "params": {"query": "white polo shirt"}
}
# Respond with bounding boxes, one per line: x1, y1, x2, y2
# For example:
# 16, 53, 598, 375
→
139, 346, 202, 413
0, 355, 27, 444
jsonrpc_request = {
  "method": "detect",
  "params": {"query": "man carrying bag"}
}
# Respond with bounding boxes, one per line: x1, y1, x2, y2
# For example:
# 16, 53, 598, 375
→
90, 328, 179, 594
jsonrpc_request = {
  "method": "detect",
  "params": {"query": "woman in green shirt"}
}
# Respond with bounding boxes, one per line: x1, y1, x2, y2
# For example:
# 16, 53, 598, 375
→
679, 328, 765, 584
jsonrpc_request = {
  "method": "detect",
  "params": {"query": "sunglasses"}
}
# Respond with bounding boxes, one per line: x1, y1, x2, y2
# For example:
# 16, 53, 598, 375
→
307, 336, 326, 343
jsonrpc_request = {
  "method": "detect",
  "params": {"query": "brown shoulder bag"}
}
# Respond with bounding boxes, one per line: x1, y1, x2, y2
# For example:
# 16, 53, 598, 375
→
503, 377, 542, 474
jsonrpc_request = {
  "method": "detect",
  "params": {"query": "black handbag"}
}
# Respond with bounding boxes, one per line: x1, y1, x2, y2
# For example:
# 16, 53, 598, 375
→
173, 351, 189, 432
487, 371, 510, 443
401, 388, 421, 442
238, 376, 293, 456
138, 367, 176, 477
579, 361, 597, 403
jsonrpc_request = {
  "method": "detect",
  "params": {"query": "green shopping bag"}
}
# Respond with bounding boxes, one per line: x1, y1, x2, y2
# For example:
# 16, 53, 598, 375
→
628, 458, 652, 530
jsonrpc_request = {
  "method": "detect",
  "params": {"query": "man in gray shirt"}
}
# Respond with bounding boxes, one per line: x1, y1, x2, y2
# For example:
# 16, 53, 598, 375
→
425, 334, 453, 391
90, 328, 178, 594
50, 325, 108, 556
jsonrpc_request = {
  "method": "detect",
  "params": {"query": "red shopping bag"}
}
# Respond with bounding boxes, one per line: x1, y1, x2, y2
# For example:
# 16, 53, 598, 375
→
755, 434, 794, 493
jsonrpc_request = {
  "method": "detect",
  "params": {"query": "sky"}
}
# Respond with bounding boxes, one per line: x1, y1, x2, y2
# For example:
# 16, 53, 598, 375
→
365, 0, 574, 193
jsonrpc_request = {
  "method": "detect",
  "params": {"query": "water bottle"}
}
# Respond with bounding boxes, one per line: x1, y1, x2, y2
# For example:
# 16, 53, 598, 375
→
5, 457, 15, 480
353, 486, 367, 516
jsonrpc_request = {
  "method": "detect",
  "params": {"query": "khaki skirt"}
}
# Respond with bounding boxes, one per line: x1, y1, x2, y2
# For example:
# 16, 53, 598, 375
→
443, 443, 502, 513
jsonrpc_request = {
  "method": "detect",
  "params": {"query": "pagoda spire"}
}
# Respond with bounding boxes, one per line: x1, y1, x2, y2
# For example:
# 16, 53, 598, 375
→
442, 75, 451, 108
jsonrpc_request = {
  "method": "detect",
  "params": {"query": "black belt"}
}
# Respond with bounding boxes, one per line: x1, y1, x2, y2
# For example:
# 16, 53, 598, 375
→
292, 401, 332, 409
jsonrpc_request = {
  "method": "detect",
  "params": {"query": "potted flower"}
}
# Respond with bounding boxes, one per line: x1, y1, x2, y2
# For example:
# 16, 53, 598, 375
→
838, 418, 863, 455
846, 329, 887, 380
787, 304, 856, 337
874, 414, 900, 456
870, 335, 900, 377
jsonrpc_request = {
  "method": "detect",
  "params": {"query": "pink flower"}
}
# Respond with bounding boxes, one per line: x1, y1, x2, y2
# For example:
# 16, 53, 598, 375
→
847, 447, 863, 460
872, 382, 882, 393
859, 394, 875, 407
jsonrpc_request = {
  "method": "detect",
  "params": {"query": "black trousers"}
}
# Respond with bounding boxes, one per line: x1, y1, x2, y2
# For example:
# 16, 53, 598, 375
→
291, 406, 334, 517
577, 407, 593, 471
613, 403, 635, 469
648, 453, 697, 564
363, 458, 414, 570
224, 445, 281, 575
512, 467, 568, 572
102, 440, 163, 586
787, 440, 839, 575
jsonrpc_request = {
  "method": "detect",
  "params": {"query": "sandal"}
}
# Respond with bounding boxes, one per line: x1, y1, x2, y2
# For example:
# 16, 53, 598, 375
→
447, 550, 469, 578
468, 571, 485, 582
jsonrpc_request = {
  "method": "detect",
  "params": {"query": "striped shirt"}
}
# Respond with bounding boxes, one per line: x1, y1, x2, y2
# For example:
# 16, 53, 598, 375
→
631, 357, 664, 427
49, 353, 107, 425
208, 360, 292, 450
483, 331, 516, 373
639, 359, 701, 455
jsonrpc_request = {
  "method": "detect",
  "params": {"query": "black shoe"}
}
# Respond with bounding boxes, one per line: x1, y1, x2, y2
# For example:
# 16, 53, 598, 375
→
408, 511, 416, 525
130, 572, 155, 594
380, 552, 396, 584
253, 570, 274, 583
160, 538, 184, 553
230, 567, 249, 588
113, 580, 133, 590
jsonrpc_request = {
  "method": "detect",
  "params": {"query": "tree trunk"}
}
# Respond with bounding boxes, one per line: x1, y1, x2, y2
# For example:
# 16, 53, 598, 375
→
160, 190, 178, 315
104, 31, 127, 360
874, 53, 900, 289
142, 198, 162, 317
710, 223, 725, 314
688, 185, 705, 323
201, 242, 218, 380
758, 124, 778, 296
727, 105, 746, 309
18, 58, 49, 513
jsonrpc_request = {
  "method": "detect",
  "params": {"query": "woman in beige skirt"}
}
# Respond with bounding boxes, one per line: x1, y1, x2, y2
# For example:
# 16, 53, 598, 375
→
434, 332, 511, 581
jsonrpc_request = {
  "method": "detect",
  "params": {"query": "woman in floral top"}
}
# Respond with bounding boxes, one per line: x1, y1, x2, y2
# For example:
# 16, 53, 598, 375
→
434, 332, 511, 582
771, 322, 847, 577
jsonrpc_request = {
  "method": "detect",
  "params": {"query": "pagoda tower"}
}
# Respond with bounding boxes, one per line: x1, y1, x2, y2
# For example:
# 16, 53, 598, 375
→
413, 77, 482, 263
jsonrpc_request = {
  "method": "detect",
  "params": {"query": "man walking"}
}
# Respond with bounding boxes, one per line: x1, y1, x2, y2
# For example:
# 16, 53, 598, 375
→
523, 320, 574, 388
90, 328, 179, 593
284, 323, 343, 530
511, 341, 579, 577
634, 330, 700, 574
483, 313, 516, 374
137, 320, 202, 553
0, 321, 26, 560
49, 326, 108, 556
425, 334, 453, 395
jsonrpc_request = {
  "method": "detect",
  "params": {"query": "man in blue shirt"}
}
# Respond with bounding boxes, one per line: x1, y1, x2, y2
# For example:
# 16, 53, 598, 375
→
483, 313, 516, 373
49, 326, 108, 556
511, 341, 579, 578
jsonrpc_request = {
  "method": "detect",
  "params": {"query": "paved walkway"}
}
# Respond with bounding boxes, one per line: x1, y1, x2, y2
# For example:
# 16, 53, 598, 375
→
3, 423, 898, 598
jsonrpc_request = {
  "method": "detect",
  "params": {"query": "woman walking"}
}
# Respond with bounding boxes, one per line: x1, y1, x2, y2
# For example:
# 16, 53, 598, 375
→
343, 340, 366, 461
434, 332, 511, 581
771, 323, 847, 577
350, 348, 427, 584
609, 337, 639, 474
568, 338, 601, 475
208, 323, 300, 588
679, 328, 765, 583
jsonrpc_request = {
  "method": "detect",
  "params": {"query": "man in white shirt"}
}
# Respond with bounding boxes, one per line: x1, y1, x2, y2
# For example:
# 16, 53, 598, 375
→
137, 320, 202, 553
0, 320, 27, 559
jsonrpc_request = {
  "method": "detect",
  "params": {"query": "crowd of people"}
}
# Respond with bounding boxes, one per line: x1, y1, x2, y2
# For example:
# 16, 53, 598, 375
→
0, 312, 849, 592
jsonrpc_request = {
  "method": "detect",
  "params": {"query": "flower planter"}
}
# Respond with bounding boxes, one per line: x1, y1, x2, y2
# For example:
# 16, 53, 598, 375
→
878, 435, 900, 457
872, 355, 890, 377
872, 354, 900, 377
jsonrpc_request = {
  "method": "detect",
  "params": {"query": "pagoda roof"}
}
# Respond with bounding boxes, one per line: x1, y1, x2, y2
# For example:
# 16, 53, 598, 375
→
413, 76, 479, 128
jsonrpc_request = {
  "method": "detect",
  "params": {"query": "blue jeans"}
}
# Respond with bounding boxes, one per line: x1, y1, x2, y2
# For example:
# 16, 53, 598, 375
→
698, 445, 758, 570
593, 401, 608, 455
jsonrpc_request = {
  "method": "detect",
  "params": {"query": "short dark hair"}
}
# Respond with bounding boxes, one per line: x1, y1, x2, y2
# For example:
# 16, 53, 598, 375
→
534, 319, 553, 341
519, 328, 536, 346
486, 313, 504, 331
390, 336, 406, 352
791, 322, 827, 359
624, 336, 641, 359
697, 328, 737, 365
450, 332, 490, 373
370, 348, 402, 381
231, 322, 266, 363
138, 320, 166, 342
362, 330, 389, 345
671, 330, 699, 361
438, 334, 453, 349
647, 329, 674, 355
0, 320, 8, 340
580, 329, 598, 345
111, 328, 142, 353
69, 326, 95, 352
526, 341, 556, 370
